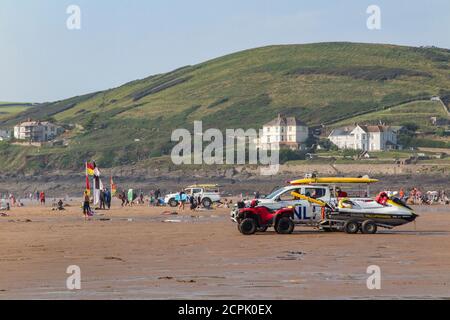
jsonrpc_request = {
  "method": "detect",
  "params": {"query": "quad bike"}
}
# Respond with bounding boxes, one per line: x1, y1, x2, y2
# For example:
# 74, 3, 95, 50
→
236, 200, 295, 235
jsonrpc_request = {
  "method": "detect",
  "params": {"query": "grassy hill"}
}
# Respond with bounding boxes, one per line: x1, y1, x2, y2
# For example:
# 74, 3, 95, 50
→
331, 100, 448, 131
0, 102, 33, 121
1, 42, 450, 173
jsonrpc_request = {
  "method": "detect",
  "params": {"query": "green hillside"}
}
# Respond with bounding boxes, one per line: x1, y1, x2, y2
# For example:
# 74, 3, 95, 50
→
0, 103, 33, 120
332, 100, 448, 131
1, 42, 450, 173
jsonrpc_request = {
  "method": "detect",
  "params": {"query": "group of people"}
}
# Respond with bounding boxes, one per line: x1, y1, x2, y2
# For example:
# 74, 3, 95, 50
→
356, 188, 449, 206
401, 188, 449, 205
0, 192, 39, 209
99, 188, 112, 210
81, 188, 112, 219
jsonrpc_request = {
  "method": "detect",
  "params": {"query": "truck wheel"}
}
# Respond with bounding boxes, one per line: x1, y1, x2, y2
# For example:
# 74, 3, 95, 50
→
168, 199, 178, 207
239, 218, 257, 235
202, 197, 212, 209
257, 226, 268, 232
276, 217, 294, 234
344, 220, 360, 234
361, 220, 378, 234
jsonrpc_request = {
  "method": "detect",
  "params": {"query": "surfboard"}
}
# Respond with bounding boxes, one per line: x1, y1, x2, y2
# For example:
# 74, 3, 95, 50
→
186, 184, 221, 189
289, 177, 379, 185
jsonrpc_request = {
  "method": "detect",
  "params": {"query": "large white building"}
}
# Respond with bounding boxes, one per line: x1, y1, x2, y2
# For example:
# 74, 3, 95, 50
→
258, 115, 309, 150
14, 120, 62, 142
328, 125, 401, 151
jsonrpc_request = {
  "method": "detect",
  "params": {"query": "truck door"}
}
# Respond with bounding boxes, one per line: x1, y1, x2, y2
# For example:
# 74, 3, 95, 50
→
276, 188, 307, 221
294, 187, 327, 222
192, 188, 202, 198
276, 188, 303, 208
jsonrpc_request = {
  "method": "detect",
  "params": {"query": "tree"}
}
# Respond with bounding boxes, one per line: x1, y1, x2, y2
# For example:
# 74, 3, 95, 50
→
318, 138, 338, 151
401, 122, 419, 133
279, 148, 306, 163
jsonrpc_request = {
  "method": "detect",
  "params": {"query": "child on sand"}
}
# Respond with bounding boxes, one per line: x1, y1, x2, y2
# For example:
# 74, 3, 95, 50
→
83, 191, 91, 219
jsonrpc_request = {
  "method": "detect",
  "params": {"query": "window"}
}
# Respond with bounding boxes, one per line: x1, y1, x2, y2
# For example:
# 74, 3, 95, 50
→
279, 189, 301, 201
304, 188, 326, 199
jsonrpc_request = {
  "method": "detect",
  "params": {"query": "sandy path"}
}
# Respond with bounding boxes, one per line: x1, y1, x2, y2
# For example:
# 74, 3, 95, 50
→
0, 203, 449, 299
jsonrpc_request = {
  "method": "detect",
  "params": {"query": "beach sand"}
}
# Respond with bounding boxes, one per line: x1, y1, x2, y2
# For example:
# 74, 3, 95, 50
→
0, 201, 449, 300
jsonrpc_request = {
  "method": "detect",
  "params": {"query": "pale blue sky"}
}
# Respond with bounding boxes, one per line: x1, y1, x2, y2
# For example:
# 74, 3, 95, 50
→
1, 0, 449, 102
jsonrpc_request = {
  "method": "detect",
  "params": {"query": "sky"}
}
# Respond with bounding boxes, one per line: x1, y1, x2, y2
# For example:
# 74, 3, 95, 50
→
0, 0, 449, 102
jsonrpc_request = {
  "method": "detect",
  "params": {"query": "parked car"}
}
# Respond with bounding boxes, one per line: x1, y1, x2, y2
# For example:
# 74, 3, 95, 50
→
164, 184, 221, 209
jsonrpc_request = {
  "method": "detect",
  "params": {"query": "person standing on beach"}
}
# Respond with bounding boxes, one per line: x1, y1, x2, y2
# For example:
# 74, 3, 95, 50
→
154, 189, 161, 206
39, 191, 46, 206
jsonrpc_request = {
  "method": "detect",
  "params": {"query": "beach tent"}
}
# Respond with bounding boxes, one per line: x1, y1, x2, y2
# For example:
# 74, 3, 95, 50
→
0, 199, 7, 210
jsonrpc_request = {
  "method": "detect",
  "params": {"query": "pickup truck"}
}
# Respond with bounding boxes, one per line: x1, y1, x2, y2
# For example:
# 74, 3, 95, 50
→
231, 184, 375, 226
164, 185, 221, 209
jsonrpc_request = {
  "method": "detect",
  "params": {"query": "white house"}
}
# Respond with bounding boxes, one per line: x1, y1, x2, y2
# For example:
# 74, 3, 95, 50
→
0, 129, 11, 141
14, 120, 62, 142
258, 114, 309, 150
328, 125, 401, 151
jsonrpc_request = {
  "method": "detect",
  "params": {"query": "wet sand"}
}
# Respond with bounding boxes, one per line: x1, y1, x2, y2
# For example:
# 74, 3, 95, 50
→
0, 202, 449, 300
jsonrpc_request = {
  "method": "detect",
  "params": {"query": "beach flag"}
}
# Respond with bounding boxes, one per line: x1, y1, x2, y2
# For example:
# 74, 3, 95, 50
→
87, 161, 102, 205
85, 174, 91, 196
84, 162, 91, 195
93, 175, 101, 205
110, 176, 117, 196
86, 162, 96, 176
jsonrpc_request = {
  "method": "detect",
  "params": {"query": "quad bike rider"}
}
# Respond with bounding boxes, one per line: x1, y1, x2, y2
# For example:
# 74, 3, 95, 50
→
236, 199, 295, 235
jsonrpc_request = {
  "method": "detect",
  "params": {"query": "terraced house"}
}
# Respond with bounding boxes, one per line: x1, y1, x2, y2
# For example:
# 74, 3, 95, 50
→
328, 125, 401, 151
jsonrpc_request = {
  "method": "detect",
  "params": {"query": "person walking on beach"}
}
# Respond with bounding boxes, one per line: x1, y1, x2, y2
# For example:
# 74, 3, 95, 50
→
99, 189, 106, 210
139, 191, 144, 205
105, 188, 111, 209
399, 188, 405, 201
119, 190, 128, 207
154, 188, 161, 206
178, 190, 186, 210
189, 194, 197, 211
39, 191, 46, 206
